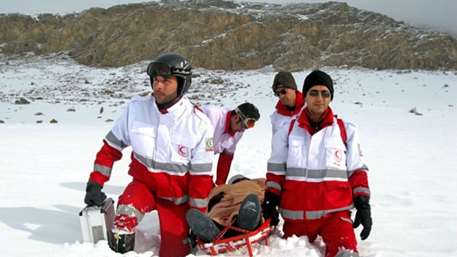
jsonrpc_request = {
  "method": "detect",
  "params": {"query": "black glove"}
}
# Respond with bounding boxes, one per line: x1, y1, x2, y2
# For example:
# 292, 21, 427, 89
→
262, 191, 280, 226
84, 181, 107, 206
353, 196, 372, 240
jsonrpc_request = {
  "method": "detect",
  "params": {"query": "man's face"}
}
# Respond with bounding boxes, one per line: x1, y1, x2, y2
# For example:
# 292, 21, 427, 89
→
305, 85, 332, 116
230, 114, 245, 133
274, 87, 296, 108
230, 112, 256, 133
153, 75, 178, 104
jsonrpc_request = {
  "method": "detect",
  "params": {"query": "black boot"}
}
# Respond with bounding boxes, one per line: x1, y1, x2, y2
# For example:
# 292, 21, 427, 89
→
186, 231, 198, 254
235, 194, 261, 230
186, 209, 220, 242
108, 231, 135, 253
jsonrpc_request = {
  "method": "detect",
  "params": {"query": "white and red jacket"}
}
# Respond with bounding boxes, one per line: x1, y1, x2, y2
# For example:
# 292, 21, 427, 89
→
201, 105, 244, 185
89, 95, 215, 212
270, 91, 304, 136
266, 107, 370, 221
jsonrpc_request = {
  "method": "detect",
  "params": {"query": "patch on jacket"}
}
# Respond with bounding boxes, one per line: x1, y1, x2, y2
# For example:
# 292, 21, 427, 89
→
205, 138, 214, 152
178, 144, 189, 158
334, 149, 343, 164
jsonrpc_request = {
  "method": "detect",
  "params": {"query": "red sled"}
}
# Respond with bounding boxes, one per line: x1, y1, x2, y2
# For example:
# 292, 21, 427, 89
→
196, 219, 273, 257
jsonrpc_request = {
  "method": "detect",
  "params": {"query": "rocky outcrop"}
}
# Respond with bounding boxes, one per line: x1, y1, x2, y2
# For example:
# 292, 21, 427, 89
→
1, 1, 457, 70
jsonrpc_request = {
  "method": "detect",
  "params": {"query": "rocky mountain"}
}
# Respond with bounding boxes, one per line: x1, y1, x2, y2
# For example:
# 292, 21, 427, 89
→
1, 0, 457, 70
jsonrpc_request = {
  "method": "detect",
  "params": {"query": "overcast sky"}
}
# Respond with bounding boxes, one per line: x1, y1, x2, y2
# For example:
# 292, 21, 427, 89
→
1, 0, 456, 37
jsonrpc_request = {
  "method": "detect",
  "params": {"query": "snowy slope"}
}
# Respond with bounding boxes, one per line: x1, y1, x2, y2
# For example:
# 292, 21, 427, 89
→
0, 55, 456, 257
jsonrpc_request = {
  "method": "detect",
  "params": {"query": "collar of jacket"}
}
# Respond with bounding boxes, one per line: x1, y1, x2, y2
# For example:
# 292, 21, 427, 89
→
152, 95, 188, 120
224, 111, 236, 137
275, 90, 304, 116
297, 106, 334, 135
155, 95, 182, 114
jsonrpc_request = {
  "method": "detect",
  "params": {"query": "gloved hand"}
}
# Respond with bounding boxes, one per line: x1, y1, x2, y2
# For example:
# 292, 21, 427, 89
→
353, 196, 372, 240
84, 181, 107, 206
262, 191, 280, 226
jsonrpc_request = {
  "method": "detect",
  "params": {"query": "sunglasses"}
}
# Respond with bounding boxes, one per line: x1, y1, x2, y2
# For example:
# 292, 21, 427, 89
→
274, 88, 287, 97
308, 89, 331, 98
146, 62, 191, 78
235, 108, 256, 129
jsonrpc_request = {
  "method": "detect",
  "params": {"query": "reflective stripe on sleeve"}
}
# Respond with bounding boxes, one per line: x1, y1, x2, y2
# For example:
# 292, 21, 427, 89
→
353, 186, 370, 195
116, 204, 144, 221
105, 131, 127, 150
266, 181, 282, 191
93, 164, 112, 177
189, 198, 208, 208
160, 195, 189, 205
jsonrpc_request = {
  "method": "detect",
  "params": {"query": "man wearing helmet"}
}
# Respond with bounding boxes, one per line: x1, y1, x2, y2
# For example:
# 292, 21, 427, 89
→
200, 102, 260, 185
83, 53, 215, 257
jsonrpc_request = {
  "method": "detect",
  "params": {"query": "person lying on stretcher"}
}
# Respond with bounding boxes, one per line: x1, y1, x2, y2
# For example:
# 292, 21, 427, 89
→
186, 175, 274, 243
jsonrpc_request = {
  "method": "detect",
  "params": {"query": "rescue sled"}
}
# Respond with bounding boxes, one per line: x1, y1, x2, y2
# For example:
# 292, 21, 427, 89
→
196, 219, 273, 257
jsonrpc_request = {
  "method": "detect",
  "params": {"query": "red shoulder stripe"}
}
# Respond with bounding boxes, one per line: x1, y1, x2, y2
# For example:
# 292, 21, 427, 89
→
336, 118, 347, 147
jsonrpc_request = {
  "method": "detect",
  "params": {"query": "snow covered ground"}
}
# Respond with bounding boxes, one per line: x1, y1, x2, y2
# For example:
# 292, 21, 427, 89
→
1, 54, 456, 257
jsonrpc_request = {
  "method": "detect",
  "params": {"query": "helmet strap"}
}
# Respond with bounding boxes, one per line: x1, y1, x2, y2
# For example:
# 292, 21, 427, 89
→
176, 77, 185, 96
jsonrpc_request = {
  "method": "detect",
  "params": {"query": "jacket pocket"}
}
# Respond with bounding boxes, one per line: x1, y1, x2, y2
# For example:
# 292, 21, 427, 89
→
288, 136, 306, 167
131, 121, 155, 157
324, 139, 347, 170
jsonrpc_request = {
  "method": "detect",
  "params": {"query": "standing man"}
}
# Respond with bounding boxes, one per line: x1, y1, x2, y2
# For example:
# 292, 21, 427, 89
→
83, 53, 215, 257
263, 70, 372, 257
201, 102, 260, 185
270, 71, 305, 136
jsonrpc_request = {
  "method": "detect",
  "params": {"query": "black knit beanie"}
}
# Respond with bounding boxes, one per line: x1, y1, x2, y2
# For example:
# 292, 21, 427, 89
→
302, 70, 334, 99
272, 71, 297, 92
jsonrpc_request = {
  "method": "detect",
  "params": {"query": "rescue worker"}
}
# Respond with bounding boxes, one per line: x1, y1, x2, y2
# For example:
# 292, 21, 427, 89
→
186, 175, 265, 243
270, 71, 305, 136
201, 103, 260, 185
263, 70, 372, 257
83, 53, 215, 257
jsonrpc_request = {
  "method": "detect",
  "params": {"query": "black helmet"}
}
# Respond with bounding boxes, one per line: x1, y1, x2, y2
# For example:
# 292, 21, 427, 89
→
147, 53, 192, 97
